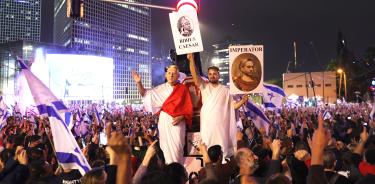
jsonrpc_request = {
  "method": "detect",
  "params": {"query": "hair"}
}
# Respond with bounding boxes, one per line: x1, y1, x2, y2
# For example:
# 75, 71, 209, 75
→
234, 148, 250, 166
82, 168, 106, 184
207, 66, 219, 73
164, 162, 188, 184
166, 65, 180, 73
27, 147, 44, 161
323, 150, 336, 169
207, 145, 222, 163
265, 173, 292, 184
239, 58, 254, 68
28, 135, 41, 143
0, 149, 14, 165
91, 160, 106, 168
28, 159, 46, 179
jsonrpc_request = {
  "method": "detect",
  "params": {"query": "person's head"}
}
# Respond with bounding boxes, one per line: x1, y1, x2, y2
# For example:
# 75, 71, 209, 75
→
0, 149, 13, 170
207, 145, 222, 163
165, 65, 180, 85
239, 59, 256, 77
6, 135, 24, 149
27, 146, 44, 161
207, 66, 220, 84
265, 173, 292, 184
164, 162, 188, 184
235, 148, 259, 175
179, 16, 192, 35
82, 168, 107, 184
27, 135, 42, 148
323, 150, 336, 170
28, 159, 46, 179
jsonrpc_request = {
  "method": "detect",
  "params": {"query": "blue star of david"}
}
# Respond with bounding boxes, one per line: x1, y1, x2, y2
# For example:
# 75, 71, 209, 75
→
268, 92, 275, 101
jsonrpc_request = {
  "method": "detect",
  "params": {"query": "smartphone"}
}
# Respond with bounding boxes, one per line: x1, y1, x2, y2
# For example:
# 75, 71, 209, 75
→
99, 132, 107, 145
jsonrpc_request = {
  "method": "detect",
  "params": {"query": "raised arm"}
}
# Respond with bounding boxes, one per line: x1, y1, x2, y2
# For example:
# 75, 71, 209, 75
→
132, 70, 146, 97
187, 53, 202, 87
233, 94, 249, 110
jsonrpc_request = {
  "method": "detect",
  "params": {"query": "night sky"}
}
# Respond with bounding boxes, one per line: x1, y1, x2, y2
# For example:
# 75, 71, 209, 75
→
151, 0, 375, 80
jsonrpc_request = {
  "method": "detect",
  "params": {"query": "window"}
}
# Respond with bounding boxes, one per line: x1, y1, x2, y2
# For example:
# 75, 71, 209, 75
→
287, 85, 293, 88
296, 85, 303, 88
325, 84, 332, 87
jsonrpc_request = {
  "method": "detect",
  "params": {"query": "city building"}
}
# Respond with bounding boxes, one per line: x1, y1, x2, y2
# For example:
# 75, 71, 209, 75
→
0, 40, 70, 102
54, 0, 152, 103
283, 71, 337, 103
211, 42, 230, 85
0, 0, 42, 43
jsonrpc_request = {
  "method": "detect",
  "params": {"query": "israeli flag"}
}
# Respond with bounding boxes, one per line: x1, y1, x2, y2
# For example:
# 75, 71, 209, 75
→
323, 110, 332, 120
244, 101, 270, 135
18, 60, 91, 175
262, 83, 286, 109
0, 96, 10, 129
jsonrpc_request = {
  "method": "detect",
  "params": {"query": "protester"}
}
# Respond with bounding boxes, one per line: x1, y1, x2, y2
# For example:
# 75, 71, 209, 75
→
1, 92, 375, 184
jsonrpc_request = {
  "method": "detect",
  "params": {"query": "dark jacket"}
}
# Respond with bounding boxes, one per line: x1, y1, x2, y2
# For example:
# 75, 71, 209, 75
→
0, 159, 30, 184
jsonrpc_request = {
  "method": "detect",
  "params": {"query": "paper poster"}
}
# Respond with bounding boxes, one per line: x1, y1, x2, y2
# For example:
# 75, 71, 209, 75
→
169, 11, 203, 55
185, 132, 202, 156
229, 45, 264, 94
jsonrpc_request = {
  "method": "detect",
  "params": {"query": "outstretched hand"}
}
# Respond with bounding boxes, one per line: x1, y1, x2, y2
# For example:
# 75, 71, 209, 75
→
131, 70, 141, 83
106, 132, 131, 162
187, 53, 194, 62
310, 112, 329, 165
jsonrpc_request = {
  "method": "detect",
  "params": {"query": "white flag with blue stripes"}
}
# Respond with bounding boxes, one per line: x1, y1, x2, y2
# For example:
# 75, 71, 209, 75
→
262, 83, 286, 109
244, 101, 270, 135
0, 96, 10, 129
323, 110, 332, 120
18, 60, 91, 175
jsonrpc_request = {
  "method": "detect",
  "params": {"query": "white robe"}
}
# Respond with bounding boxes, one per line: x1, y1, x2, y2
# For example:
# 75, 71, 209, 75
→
143, 83, 186, 164
200, 83, 237, 158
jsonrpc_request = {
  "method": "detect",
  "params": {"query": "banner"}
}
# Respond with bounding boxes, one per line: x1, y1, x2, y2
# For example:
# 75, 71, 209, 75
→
169, 11, 203, 55
229, 45, 264, 94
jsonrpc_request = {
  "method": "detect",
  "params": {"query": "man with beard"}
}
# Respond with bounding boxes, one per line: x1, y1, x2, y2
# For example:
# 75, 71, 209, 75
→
234, 139, 282, 183
233, 58, 260, 92
188, 53, 248, 159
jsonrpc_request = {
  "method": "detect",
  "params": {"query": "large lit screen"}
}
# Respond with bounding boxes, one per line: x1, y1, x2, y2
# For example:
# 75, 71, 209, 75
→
46, 54, 114, 101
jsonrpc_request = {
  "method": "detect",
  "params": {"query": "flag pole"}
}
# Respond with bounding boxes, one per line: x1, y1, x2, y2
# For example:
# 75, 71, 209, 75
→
40, 116, 61, 167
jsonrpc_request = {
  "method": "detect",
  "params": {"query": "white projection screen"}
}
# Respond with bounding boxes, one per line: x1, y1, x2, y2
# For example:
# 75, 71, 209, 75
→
45, 54, 114, 101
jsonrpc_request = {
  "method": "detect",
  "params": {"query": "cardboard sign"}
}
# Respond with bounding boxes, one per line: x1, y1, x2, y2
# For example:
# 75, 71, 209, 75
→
169, 11, 203, 55
229, 45, 264, 94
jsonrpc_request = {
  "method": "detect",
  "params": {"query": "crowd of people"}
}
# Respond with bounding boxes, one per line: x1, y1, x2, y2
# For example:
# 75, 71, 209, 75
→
1, 59, 375, 184
1, 101, 375, 184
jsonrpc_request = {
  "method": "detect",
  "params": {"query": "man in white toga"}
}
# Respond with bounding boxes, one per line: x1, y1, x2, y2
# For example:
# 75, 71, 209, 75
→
188, 53, 248, 158
132, 65, 193, 164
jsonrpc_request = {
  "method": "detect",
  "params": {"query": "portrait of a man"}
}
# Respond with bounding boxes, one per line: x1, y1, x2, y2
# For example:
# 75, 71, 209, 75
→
231, 53, 262, 92
177, 16, 194, 37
